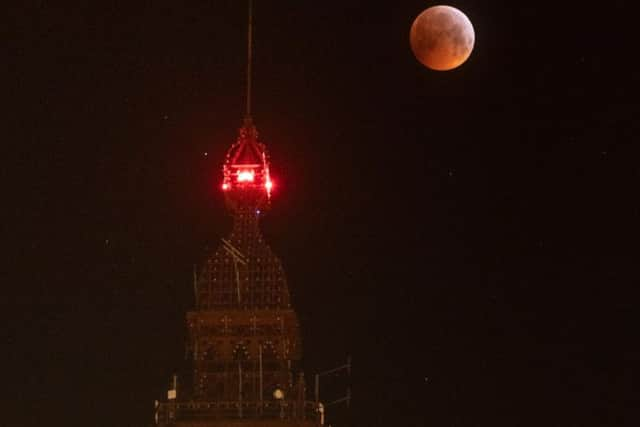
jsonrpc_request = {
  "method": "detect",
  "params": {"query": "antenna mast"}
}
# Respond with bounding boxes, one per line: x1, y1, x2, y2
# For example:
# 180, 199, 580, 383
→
245, 0, 253, 122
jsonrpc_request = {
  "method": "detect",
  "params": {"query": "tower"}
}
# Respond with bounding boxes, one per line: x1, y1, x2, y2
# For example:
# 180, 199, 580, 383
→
154, 3, 321, 426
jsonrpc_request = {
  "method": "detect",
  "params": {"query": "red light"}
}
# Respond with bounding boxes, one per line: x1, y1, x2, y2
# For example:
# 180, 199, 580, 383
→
265, 180, 273, 191
222, 183, 229, 190
237, 170, 255, 182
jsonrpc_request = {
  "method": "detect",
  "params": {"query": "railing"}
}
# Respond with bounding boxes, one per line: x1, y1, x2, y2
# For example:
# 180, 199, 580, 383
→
156, 400, 320, 425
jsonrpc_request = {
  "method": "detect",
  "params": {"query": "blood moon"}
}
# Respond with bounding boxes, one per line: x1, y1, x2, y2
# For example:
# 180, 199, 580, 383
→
410, 5, 475, 71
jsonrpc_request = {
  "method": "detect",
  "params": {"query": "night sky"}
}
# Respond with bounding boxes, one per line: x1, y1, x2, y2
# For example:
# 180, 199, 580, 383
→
6, 1, 639, 426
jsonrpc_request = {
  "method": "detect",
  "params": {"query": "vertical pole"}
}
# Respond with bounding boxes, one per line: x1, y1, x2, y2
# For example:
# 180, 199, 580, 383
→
192, 264, 198, 307
314, 373, 319, 405
173, 374, 178, 395
347, 355, 352, 408
298, 373, 306, 420
233, 258, 241, 304
246, 0, 253, 119
259, 344, 263, 413
238, 362, 243, 418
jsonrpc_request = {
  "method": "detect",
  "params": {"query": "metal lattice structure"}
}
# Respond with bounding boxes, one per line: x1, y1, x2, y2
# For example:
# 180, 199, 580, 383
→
155, 120, 319, 427
155, 3, 324, 425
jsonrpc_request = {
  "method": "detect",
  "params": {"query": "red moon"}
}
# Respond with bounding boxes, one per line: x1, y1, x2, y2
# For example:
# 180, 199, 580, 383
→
410, 5, 475, 71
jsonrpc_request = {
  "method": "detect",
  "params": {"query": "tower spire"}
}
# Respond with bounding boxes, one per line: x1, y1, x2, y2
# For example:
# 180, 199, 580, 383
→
222, 0, 273, 204
152, 5, 328, 425
245, 0, 253, 124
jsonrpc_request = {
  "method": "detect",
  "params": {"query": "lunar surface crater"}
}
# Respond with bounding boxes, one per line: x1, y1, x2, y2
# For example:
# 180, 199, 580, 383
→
410, 5, 475, 71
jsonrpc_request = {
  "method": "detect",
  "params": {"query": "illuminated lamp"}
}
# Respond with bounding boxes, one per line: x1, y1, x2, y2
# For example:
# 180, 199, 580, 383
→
265, 180, 273, 191
237, 170, 255, 182
222, 183, 229, 191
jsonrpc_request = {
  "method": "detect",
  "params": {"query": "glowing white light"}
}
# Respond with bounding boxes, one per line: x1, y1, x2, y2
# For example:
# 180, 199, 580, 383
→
265, 180, 273, 190
237, 170, 255, 182
222, 183, 229, 190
